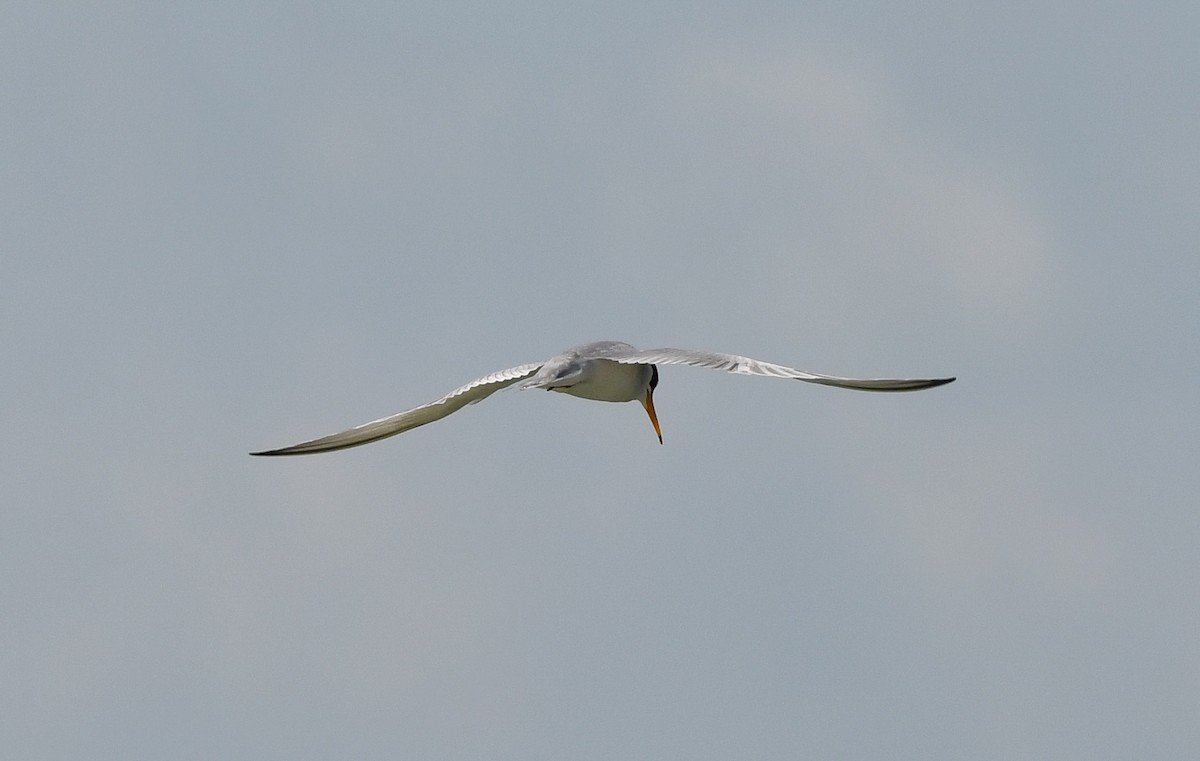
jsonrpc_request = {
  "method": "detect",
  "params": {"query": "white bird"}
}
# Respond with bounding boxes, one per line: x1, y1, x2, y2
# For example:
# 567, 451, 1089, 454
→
250, 341, 954, 455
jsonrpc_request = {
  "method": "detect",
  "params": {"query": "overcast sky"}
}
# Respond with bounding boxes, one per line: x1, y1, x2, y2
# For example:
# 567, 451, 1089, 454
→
4, 3, 1198, 759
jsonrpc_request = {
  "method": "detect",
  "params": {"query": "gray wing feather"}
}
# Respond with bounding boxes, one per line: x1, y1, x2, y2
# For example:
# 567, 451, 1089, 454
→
595, 347, 955, 392
250, 362, 543, 455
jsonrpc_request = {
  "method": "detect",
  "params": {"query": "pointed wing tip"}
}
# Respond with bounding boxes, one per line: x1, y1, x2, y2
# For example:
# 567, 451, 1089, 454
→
897, 376, 955, 391
810, 375, 957, 391
249, 447, 297, 457
249, 443, 341, 456
246, 441, 352, 453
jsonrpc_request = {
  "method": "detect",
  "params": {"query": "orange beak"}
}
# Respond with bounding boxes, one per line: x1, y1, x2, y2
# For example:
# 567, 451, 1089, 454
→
640, 387, 663, 444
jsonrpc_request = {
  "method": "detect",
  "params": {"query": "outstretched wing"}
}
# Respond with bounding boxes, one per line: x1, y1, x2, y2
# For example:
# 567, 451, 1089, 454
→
250, 363, 543, 455
595, 347, 955, 392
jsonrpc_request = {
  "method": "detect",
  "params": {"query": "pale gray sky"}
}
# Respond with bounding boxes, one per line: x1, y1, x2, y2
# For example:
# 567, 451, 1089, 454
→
3, 3, 1198, 759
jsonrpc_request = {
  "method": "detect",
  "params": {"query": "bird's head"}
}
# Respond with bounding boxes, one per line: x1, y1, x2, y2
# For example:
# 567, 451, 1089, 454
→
639, 364, 662, 444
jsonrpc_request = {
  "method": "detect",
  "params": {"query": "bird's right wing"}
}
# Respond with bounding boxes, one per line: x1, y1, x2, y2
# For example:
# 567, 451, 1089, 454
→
599, 347, 955, 391
250, 362, 543, 455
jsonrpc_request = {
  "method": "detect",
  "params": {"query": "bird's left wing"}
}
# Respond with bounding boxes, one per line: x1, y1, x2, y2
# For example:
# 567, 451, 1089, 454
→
597, 346, 955, 391
250, 363, 543, 455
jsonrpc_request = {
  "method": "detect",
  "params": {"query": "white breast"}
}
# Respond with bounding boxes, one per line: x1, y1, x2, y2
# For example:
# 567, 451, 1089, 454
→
555, 359, 651, 403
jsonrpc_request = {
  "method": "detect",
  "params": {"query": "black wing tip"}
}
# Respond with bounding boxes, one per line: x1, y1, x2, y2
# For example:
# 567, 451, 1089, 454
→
250, 440, 370, 456
897, 376, 955, 391
249, 446, 321, 456
860, 376, 956, 391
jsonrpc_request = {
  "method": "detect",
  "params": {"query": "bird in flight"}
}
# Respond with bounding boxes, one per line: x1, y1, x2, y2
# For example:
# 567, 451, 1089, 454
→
251, 341, 954, 455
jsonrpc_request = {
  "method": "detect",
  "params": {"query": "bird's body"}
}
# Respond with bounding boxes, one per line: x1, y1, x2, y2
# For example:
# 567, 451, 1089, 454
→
251, 341, 954, 456
522, 341, 655, 401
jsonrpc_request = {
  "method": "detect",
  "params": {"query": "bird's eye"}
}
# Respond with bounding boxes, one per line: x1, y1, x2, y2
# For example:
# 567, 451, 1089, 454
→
649, 365, 659, 390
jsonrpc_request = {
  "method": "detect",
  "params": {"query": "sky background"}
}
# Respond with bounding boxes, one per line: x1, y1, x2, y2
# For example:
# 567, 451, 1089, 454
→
3, 3, 1198, 759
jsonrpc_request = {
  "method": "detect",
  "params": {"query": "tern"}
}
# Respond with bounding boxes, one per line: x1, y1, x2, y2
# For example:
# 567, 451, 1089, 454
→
250, 341, 954, 455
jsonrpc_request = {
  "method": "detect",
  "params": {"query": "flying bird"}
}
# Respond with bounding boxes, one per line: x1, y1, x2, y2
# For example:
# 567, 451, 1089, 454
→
250, 341, 954, 455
